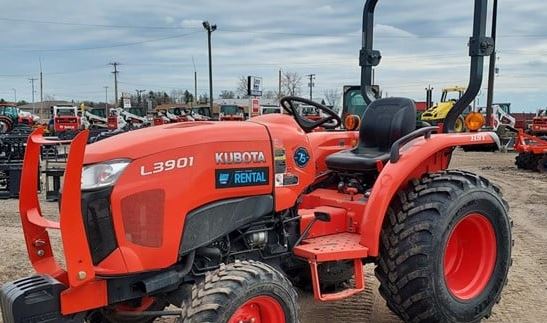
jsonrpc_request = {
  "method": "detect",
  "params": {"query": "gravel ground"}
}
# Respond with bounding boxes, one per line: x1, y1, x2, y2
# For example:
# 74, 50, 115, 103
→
0, 150, 545, 322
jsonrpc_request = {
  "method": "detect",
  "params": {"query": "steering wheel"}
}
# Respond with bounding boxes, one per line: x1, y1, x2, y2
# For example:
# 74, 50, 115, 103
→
279, 96, 341, 133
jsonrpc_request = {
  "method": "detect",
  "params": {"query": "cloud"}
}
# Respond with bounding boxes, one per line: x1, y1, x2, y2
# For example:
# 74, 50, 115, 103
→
0, 0, 545, 111
180, 19, 202, 28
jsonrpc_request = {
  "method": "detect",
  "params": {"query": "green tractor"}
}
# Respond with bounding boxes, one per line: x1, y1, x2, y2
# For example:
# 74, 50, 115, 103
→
0, 103, 32, 133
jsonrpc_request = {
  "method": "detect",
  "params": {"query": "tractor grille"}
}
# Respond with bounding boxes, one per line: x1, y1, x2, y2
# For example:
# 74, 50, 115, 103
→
121, 189, 165, 248
81, 188, 118, 265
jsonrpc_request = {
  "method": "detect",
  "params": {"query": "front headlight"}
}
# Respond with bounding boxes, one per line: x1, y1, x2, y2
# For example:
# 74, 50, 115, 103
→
81, 159, 130, 190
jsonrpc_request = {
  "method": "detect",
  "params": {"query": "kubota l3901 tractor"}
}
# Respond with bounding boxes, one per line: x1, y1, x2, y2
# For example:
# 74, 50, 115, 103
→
1, 1, 511, 322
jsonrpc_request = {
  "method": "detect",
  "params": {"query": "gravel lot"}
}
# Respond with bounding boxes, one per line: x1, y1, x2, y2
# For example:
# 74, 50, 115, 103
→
0, 150, 545, 322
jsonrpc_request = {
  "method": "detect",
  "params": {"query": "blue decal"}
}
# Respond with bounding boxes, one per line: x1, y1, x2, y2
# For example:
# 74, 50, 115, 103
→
294, 147, 310, 168
216, 167, 270, 189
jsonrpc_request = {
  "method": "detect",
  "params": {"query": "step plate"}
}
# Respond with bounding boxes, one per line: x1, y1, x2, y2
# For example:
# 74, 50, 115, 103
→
293, 232, 368, 262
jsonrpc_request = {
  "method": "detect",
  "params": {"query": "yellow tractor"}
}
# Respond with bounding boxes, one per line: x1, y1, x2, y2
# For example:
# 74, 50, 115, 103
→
421, 86, 467, 132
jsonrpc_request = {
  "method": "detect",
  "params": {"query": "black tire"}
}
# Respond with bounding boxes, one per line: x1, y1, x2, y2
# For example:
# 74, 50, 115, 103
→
0, 116, 14, 133
454, 116, 466, 133
179, 260, 299, 323
375, 170, 512, 322
517, 153, 542, 172
538, 155, 547, 173
515, 153, 528, 170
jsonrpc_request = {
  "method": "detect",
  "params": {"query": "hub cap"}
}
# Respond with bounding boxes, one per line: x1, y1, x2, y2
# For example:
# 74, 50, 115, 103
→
229, 296, 285, 323
444, 213, 497, 300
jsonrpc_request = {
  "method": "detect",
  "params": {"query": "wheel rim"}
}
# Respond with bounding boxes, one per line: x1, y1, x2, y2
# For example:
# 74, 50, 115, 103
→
444, 213, 497, 300
115, 296, 155, 312
229, 296, 286, 323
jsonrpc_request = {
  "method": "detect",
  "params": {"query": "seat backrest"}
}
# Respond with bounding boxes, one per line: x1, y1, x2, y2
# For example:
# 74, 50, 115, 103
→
360, 97, 416, 150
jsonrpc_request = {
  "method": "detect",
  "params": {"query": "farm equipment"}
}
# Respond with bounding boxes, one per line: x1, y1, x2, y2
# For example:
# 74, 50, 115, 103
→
219, 104, 245, 121
153, 107, 193, 126
461, 104, 517, 151
81, 107, 109, 130
260, 105, 282, 115
189, 105, 213, 121
514, 129, 547, 172
530, 108, 547, 135
48, 105, 81, 138
421, 86, 467, 132
0, 1, 512, 323
0, 126, 34, 198
0, 103, 38, 133
107, 107, 151, 130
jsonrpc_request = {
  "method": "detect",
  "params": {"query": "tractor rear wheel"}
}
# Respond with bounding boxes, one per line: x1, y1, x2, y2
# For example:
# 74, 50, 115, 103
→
376, 170, 512, 323
179, 260, 299, 323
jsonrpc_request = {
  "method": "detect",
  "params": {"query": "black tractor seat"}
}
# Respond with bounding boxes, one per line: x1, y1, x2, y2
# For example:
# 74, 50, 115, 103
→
326, 97, 416, 172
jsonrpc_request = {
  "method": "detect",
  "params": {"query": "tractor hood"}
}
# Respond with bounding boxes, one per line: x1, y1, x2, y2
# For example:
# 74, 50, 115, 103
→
84, 121, 269, 164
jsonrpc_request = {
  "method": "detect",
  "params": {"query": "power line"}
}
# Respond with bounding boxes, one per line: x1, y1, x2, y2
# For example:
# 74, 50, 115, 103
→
2, 31, 200, 52
0, 16, 201, 30
1, 16, 547, 39
0, 65, 108, 78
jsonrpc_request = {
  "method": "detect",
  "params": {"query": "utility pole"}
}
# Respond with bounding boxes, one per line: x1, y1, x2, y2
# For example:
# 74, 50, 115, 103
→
192, 56, 198, 105
28, 78, 37, 115
203, 21, 217, 109
104, 86, 109, 112
109, 62, 120, 107
485, 0, 498, 128
11, 88, 16, 103
39, 57, 43, 117
278, 69, 282, 100
306, 74, 316, 100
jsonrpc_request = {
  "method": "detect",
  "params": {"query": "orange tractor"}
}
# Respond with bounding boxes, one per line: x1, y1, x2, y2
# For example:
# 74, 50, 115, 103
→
1, 1, 511, 323
514, 129, 547, 172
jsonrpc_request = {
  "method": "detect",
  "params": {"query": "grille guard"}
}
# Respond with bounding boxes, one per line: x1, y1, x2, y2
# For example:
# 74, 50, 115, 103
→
19, 128, 94, 288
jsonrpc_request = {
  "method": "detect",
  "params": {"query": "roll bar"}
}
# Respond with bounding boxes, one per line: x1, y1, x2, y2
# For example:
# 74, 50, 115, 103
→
360, 0, 495, 132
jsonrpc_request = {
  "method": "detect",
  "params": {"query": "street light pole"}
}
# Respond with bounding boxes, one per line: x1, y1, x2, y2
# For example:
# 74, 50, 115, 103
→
11, 88, 16, 103
136, 89, 146, 109
485, 0, 498, 128
104, 86, 109, 113
29, 78, 37, 115
203, 21, 217, 110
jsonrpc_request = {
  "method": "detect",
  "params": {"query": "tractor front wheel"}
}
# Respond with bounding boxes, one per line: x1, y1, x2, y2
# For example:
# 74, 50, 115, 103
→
376, 170, 512, 322
179, 260, 299, 323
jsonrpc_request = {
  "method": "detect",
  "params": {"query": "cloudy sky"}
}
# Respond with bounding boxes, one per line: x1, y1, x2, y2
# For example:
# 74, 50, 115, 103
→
0, 0, 546, 112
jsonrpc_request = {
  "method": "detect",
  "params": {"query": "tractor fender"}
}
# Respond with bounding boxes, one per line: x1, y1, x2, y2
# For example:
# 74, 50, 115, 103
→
360, 131, 499, 256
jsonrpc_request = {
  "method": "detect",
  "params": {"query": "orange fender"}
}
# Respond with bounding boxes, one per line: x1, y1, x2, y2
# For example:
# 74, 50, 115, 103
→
360, 131, 499, 256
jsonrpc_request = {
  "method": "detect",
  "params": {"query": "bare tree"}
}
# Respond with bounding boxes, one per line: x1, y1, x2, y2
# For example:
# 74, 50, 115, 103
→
219, 90, 236, 99
170, 89, 185, 103
281, 72, 302, 97
43, 94, 56, 101
262, 90, 277, 100
236, 76, 250, 99
323, 88, 341, 107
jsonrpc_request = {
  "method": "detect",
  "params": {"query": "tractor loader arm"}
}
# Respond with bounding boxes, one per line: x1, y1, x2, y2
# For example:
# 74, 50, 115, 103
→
359, 130, 499, 255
